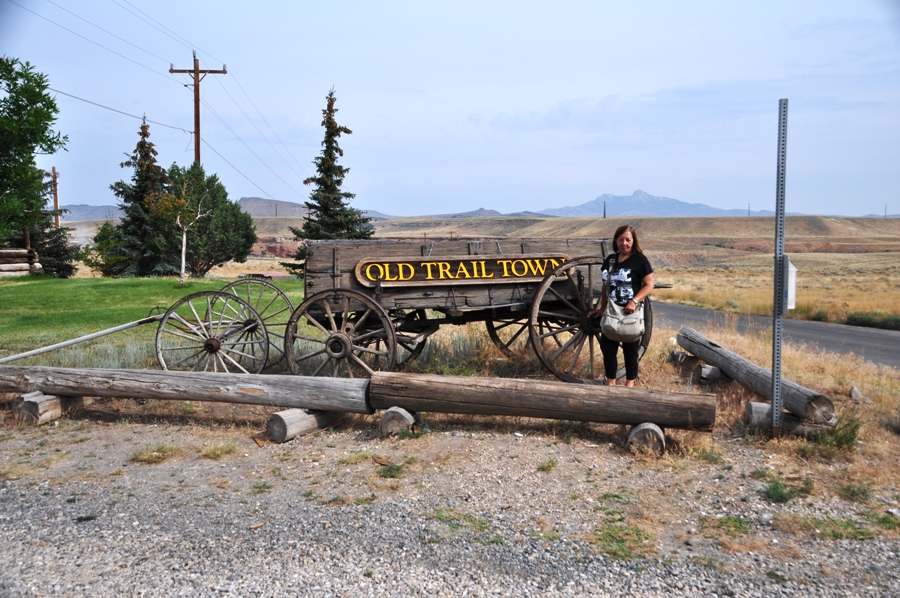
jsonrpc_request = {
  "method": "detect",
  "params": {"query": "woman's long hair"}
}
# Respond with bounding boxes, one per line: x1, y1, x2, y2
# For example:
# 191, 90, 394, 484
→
613, 224, 643, 255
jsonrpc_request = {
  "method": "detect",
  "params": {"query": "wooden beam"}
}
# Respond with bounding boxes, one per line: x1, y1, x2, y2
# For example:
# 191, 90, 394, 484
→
0, 366, 372, 414
368, 372, 716, 430
677, 327, 835, 424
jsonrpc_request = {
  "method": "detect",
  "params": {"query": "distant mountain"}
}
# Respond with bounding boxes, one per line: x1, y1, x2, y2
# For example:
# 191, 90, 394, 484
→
540, 190, 779, 218
238, 197, 398, 220
238, 197, 308, 218
59, 204, 122, 221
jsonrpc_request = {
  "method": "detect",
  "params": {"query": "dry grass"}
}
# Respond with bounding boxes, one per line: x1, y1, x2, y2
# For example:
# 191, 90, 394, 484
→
131, 441, 182, 464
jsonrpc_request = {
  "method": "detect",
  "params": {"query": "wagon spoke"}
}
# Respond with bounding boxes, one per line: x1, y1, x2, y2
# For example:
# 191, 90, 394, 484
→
293, 347, 328, 363
547, 285, 584, 315
564, 270, 588, 311
564, 332, 587, 375
219, 349, 251, 375
323, 298, 338, 333
349, 353, 377, 376
536, 309, 580, 323
539, 322, 580, 339
549, 330, 582, 363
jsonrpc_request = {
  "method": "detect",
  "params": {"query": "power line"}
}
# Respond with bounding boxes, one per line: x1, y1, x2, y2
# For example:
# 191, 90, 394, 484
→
230, 71, 310, 177
41, 0, 171, 64
200, 97, 303, 198
202, 139, 273, 200
211, 73, 307, 181
5, 0, 181, 86
108, 0, 193, 54
47, 87, 191, 133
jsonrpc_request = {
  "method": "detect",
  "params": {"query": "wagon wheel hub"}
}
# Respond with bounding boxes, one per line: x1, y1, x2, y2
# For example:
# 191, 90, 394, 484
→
325, 333, 354, 359
583, 314, 603, 335
243, 319, 259, 334
203, 338, 221, 353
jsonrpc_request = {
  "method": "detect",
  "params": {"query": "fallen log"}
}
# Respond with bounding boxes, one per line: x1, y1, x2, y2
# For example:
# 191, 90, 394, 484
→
743, 402, 834, 437
1, 365, 716, 431
0, 366, 372, 414
266, 409, 335, 443
677, 327, 835, 424
368, 372, 716, 430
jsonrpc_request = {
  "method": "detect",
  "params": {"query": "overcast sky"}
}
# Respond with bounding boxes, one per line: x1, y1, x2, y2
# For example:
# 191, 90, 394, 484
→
3, 0, 899, 216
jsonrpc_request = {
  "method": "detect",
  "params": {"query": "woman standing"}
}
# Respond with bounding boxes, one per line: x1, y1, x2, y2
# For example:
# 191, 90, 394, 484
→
588, 225, 654, 387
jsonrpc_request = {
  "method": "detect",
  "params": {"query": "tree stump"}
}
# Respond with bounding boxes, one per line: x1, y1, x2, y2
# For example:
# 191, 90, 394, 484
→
18, 392, 62, 425
626, 423, 666, 456
379, 406, 416, 436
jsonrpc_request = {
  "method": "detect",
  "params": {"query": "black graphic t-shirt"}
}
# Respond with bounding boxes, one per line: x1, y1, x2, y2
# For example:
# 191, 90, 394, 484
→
602, 252, 653, 307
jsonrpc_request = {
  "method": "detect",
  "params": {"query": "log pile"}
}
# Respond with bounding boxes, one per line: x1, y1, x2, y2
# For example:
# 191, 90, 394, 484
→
1, 365, 717, 452
676, 327, 836, 435
0, 249, 42, 278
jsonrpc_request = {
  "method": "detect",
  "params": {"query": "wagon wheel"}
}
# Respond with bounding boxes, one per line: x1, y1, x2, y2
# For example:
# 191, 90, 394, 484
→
390, 309, 434, 369
485, 314, 530, 357
156, 291, 269, 374
284, 289, 396, 377
220, 279, 294, 369
527, 256, 652, 384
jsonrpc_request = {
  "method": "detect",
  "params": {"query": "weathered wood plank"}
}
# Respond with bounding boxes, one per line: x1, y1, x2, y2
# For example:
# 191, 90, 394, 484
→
0, 264, 33, 272
0, 249, 31, 258
368, 372, 716, 430
0, 366, 372, 414
677, 327, 835, 424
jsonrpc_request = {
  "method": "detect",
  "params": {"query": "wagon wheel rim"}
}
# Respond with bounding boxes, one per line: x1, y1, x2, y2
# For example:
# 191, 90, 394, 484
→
485, 314, 530, 358
220, 279, 294, 370
156, 291, 269, 374
283, 289, 397, 377
529, 256, 651, 384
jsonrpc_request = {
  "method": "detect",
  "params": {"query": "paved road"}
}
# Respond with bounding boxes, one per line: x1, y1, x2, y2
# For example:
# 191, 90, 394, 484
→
652, 301, 900, 370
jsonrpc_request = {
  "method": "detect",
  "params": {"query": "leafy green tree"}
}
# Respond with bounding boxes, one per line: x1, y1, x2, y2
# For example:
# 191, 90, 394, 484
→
106, 120, 179, 277
0, 57, 67, 243
79, 220, 126, 276
167, 162, 257, 279
282, 89, 372, 275
4, 174, 79, 278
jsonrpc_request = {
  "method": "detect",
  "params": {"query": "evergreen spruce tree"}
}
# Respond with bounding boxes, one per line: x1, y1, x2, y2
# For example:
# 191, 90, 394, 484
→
107, 120, 179, 277
282, 89, 372, 275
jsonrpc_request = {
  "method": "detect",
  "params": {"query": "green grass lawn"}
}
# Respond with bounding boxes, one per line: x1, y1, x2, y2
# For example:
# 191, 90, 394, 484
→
0, 276, 303, 368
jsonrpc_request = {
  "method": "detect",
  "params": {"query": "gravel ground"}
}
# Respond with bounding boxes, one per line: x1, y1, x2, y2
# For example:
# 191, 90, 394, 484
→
1, 409, 898, 598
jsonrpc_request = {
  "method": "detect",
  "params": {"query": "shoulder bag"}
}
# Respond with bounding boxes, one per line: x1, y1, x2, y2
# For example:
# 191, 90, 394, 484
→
599, 257, 644, 343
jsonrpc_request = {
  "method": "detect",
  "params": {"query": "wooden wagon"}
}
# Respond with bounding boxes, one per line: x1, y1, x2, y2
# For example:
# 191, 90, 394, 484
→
281, 238, 653, 384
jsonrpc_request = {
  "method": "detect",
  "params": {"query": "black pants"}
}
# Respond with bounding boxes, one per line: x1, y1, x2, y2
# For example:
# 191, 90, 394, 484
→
599, 335, 641, 381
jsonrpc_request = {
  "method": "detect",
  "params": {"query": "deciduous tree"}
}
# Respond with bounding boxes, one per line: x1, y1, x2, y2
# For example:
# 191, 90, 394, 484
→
167, 162, 256, 279
0, 57, 67, 243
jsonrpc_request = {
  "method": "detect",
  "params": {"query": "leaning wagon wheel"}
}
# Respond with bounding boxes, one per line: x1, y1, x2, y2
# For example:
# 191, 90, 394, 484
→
220, 279, 294, 369
485, 315, 530, 358
389, 309, 433, 369
527, 256, 652, 384
156, 291, 269, 374
284, 289, 397, 377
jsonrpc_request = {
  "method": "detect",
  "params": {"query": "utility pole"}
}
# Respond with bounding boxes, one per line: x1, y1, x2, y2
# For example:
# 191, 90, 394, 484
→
169, 51, 226, 165
50, 167, 60, 229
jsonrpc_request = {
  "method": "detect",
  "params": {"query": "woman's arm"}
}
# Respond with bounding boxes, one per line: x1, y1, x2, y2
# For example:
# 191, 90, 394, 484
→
625, 273, 654, 313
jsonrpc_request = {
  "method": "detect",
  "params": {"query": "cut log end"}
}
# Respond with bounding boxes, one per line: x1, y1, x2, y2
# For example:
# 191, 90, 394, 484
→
379, 406, 416, 436
626, 423, 666, 456
266, 409, 335, 443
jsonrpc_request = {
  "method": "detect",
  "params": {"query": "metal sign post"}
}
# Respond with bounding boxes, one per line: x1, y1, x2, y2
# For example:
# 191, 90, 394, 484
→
771, 99, 789, 437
